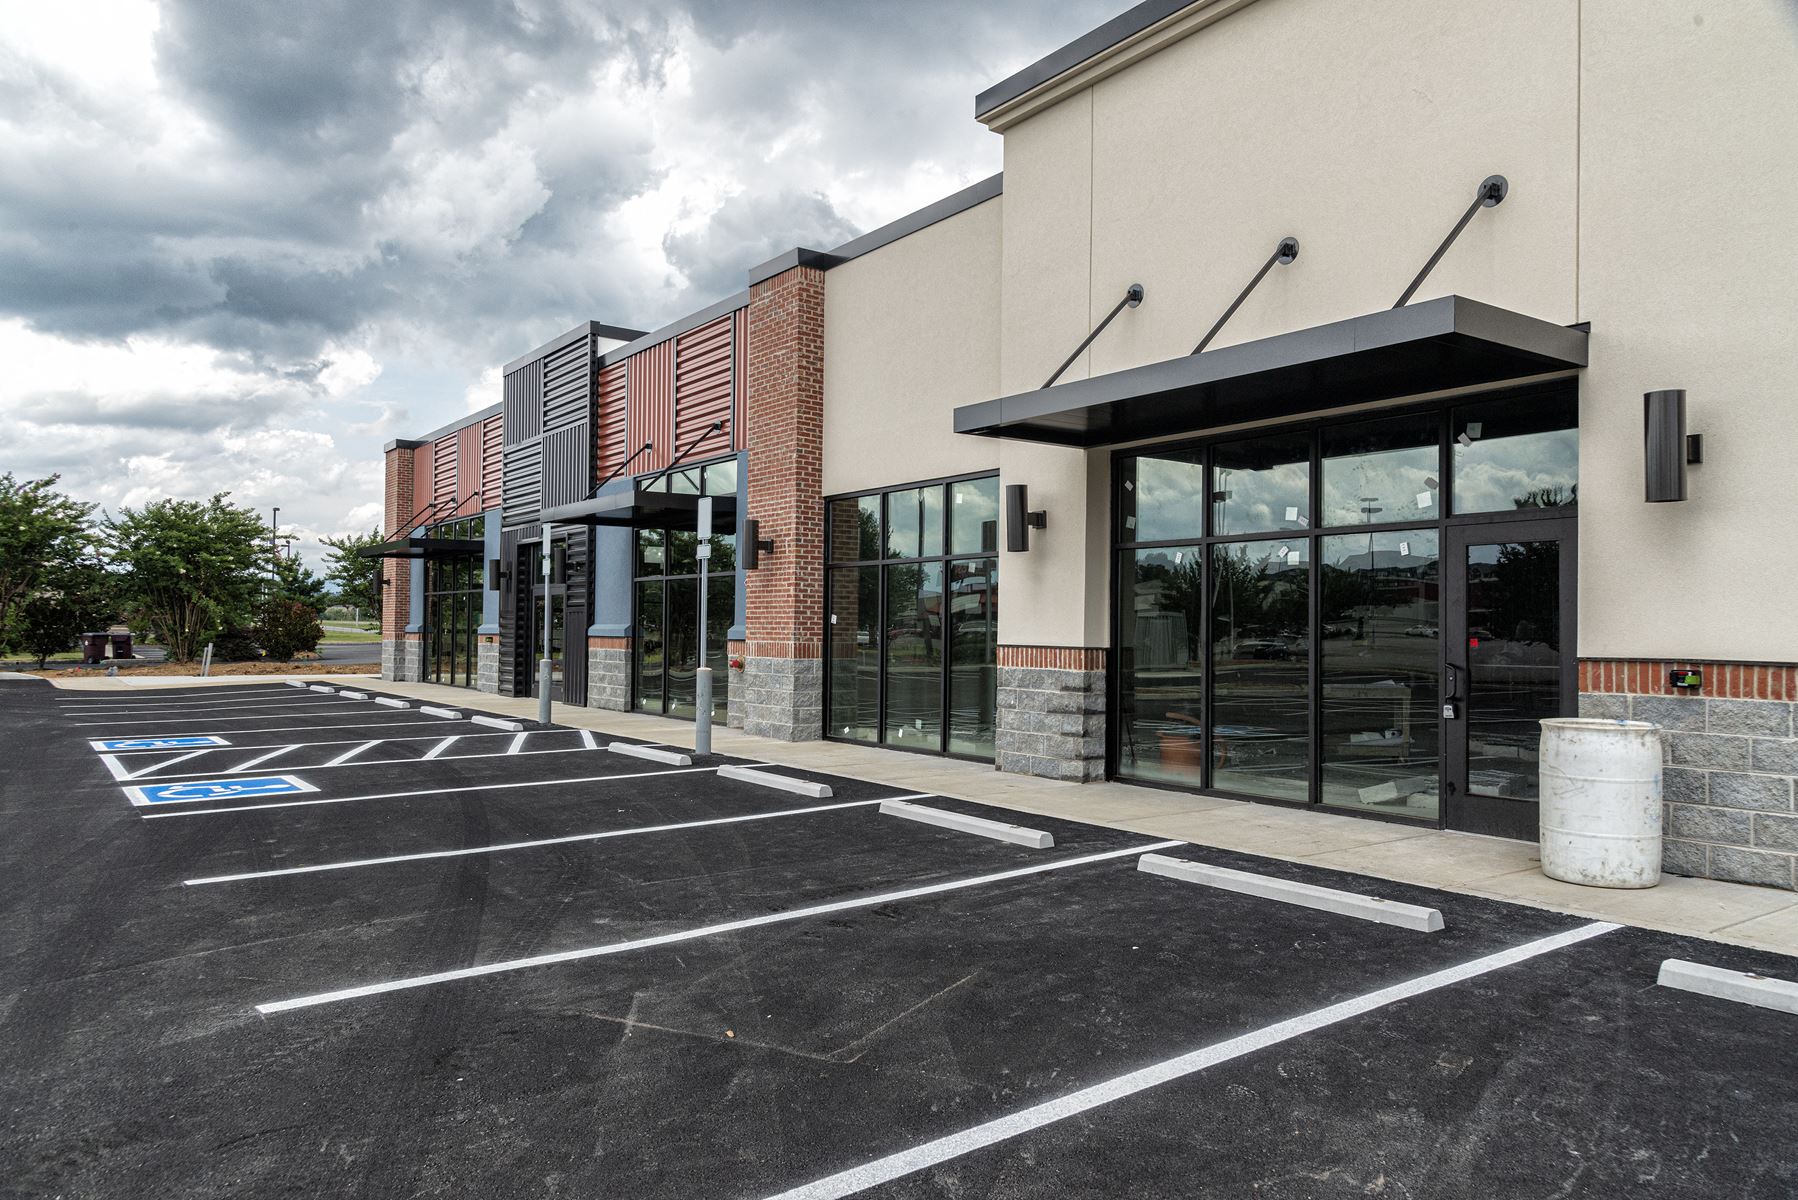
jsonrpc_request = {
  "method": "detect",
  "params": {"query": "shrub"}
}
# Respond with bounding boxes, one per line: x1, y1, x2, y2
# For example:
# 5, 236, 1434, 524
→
210, 623, 262, 662
255, 599, 324, 662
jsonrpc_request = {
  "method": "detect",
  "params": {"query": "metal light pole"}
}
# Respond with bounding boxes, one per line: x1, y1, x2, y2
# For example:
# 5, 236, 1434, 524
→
693, 496, 714, 756
538, 524, 554, 727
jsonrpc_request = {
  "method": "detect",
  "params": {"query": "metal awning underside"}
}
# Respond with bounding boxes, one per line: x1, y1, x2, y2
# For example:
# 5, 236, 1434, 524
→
952, 295, 1588, 447
539, 487, 739, 530
358, 536, 484, 560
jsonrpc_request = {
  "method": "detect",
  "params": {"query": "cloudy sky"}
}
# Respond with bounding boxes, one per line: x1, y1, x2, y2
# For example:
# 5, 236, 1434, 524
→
1, 0, 1114, 565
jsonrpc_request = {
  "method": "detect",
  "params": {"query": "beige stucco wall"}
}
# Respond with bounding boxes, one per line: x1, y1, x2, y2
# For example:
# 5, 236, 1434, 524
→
1575, 0, 1798, 662
821, 197, 1003, 497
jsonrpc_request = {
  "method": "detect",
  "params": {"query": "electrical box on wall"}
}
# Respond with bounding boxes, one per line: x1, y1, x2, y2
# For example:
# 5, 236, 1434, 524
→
1669, 668, 1703, 690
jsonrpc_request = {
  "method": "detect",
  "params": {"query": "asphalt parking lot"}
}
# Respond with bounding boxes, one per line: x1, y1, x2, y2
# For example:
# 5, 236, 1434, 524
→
3, 679, 1795, 1199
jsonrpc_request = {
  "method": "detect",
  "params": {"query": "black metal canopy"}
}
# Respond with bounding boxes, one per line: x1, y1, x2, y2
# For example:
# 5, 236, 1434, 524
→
952, 295, 1588, 447
358, 536, 484, 560
539, 487, 739, 531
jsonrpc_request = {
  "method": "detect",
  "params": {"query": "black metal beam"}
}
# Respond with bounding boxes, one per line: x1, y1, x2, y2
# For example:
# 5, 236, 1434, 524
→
1394, 175, 1508, 308
1191, 237, 1300, 355
1044, 283, 1145, 389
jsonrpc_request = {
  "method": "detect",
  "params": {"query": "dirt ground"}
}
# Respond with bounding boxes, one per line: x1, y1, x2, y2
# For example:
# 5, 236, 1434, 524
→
32, 660, 377, 679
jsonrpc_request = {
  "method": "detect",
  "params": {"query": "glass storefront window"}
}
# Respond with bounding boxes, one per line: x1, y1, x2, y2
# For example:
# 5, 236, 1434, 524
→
1210, 539, 1311, 802
824, 474, 999, 761
885, 486, 943, 560
1464, 539, 1562, 800
1321, 415, 1441, 528
828, 566, 880, 742
1452, 394, 1578, 514
423, 514, 484, 689
946, 557, 998, 758
1213, 433, 1309, 536
949, 478, 1001, 556
1119, 451, 1205, 543
631, 456, 736, 723
829, 496, 881, 562
703, 458, 737, 497
1117, 546, 1204, 786
1319, 530, 1440, 818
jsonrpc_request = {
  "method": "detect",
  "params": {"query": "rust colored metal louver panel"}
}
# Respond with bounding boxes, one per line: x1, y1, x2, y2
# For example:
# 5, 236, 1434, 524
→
596, 361, 629, 480
627, 339, 675, 474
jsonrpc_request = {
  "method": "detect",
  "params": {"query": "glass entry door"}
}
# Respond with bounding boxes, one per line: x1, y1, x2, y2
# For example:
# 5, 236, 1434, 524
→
1443, 519, 1577, 839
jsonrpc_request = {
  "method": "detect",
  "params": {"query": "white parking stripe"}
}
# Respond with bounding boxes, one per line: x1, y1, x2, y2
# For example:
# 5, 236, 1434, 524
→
759, 921, 1622, 1200
55, 687, 295, 706
254, 839, 1184, 1014
117, 748, 216, 780
140, 765, 725, 819
234, 745, 299, 772
579, 728, 597, 750
98, 729, 535, 756
72, 706, 382, 727
59, 699, 359, 715
182, 796, 932, 885
83, 720, 447, 738
105, 744, 608, 781
421, 737, 459, 760
323, 741, 380, 767
505, 732, 528, 754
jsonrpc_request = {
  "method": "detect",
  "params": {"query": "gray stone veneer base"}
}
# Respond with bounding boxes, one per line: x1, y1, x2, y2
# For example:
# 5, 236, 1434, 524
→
743, 656, 822, 741
1581, 691, 1796, 890
380, 638, 424, 683
476, 640, 499, 694
587, 644, 632, 712
997, 665, 1106, 782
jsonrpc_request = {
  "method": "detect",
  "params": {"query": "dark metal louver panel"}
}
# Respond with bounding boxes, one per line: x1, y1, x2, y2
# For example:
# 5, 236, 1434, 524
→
503, 439, 541, 526
675, 314, 733, 448
596, 362, 629, 479
498, 527, 521, 695
540, 422, 591, 511
542, 335, 591, 434
503, 360, 543, 446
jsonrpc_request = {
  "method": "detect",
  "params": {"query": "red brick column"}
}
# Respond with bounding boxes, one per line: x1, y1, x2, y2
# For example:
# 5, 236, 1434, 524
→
742, 265, 826, 739
381, 440, 424, 680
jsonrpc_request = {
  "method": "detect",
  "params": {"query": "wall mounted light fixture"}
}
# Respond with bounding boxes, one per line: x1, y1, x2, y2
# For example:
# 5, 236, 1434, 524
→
744, 518, 777, 569
1005, 484, 1047, 552
1645, 389, 1703, 502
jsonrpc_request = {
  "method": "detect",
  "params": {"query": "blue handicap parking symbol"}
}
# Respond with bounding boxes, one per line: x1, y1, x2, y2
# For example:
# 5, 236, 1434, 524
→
125, 775, 319, 807
91, 735, 230, 752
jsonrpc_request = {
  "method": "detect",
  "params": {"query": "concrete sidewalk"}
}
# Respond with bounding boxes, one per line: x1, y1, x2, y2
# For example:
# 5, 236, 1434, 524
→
48, 672, 1798, 958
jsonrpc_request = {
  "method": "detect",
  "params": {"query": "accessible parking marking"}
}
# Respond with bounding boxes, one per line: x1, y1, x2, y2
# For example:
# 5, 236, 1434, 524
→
90, 735, 230, 752
759, 921, 1621, 1200
139, 764, 727, 818
182, 794, 935, 886
125, 775, 319, 807
254, 839, 1185, 1014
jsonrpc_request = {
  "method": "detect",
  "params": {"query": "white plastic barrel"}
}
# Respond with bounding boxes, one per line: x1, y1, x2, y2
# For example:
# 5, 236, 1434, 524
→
1537, 718, 1663, 888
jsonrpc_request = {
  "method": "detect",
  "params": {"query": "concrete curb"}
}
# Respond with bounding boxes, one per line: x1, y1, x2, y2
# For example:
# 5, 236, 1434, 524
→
718, 765, 832, 799
1658, 959, 1798, 1015
1138, 854, 1446, 932
879, 800, 1054, 848
608, 742, 694, 766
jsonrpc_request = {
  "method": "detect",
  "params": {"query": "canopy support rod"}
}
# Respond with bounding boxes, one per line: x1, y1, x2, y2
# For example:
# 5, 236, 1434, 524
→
1191, 237, 1300, 355
1044, 283, 1144, 388
1394, 175, 1508, 308
590, 441, 654, 499
644, 420, 726, 490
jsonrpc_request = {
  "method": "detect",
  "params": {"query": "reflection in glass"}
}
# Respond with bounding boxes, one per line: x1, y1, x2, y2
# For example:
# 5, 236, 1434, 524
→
828, 566, 879, 742
886, 486, 943, 560
636, 528, 665, 575
635, 579, 663, 713
664, 578, 698, 718
829, 496, 881, 562
947, 557, 998, 757
1120, 451, 1205, 543
1117, 546, 1204, 786
703, 458, 737, 497
1452, 394, 1578, 513
1320, 530, 1440, 818
949, 478, 1001, 556
1210, 539, 1310, 801
1321, 415, 1441, 528
1212, 433, 1309, 535
669, 467, 701, 495
1465, 540, 1561, 801
884, 561, 943, 747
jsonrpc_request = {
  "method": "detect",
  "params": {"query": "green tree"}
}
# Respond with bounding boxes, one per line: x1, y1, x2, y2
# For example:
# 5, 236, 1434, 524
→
107, 495, 271, 661
255, 597, 324, 661
15, 594, 84, 667
272, 553, 329, 612
0, 474, 96, 637
321, 528, 385, 616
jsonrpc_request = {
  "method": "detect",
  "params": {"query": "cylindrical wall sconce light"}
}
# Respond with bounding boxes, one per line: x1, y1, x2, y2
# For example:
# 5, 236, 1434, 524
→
1645, 389, 1688, 503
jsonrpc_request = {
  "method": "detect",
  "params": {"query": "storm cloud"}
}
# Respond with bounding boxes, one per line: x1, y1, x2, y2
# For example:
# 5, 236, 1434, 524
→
0, 0, 1117, 560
